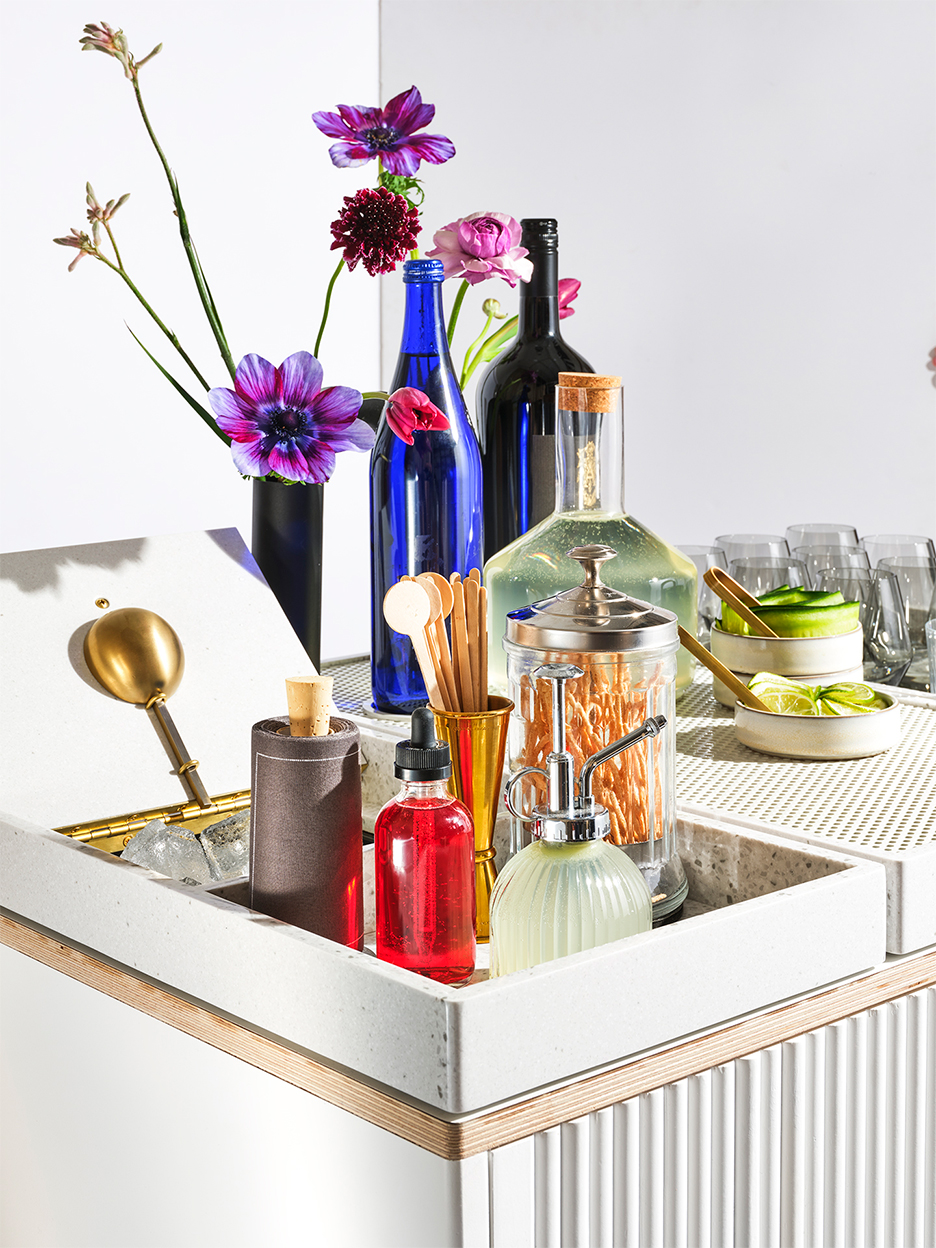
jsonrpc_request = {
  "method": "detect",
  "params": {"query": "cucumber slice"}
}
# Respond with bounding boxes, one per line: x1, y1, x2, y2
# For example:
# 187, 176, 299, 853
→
755, 601, 860, 637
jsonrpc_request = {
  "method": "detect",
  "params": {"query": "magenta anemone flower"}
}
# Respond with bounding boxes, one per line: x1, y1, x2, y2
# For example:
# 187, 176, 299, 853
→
558, 278, 581, 319
385, 388, 450, 445
427, 213, 533, 287
208, 352, 374, 483
330, 187, 420, 276
312, 86, 455, 177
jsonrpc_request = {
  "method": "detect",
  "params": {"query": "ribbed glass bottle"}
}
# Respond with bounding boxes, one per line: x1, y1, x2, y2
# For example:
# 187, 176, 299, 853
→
489, 838, 651, 976
476, 218, 593, 562
370, 259, 483, 713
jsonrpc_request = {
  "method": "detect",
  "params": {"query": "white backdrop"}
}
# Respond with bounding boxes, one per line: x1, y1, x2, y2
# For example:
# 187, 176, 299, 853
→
383, 0, 936, 546
2, 1, 934, 661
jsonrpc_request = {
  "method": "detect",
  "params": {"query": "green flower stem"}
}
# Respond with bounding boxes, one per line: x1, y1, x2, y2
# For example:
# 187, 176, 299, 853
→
102, 220, 124, 272
446, 279, 469, 347
96, 253, 212, 392
461, 315, 519, 388
130, 76, 236, 382
459, 312, 496, 389
314, 258, 345, 359
362, 391, 389, 400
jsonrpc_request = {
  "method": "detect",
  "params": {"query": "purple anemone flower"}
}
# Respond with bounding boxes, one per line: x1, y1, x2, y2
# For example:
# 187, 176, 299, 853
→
208, 352, 375, 484
312, 86, 455, 177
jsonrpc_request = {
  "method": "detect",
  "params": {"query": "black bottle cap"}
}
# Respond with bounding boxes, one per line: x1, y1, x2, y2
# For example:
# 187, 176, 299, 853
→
394, 706, 452, 780
520, 218, 558, 252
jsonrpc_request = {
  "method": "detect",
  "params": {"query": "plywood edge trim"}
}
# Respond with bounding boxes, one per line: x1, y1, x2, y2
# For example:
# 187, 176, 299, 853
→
3, 915, 933, 1160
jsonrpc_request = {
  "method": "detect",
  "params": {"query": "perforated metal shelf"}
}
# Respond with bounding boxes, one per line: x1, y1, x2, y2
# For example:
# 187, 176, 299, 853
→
676, 673, 935, 857
327, 656, 935, 857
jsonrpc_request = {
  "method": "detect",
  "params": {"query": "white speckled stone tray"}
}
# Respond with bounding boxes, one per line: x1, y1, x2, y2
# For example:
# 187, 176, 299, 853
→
0, 532, 888, 1115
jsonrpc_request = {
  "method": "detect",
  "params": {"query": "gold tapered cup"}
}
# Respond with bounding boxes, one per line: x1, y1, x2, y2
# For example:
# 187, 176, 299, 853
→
431, 697, 512, 942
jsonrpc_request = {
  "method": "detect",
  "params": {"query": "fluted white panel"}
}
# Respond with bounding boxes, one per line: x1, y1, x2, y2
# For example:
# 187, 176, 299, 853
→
490, 1135, 535, 1248
687, 1069, 712, 1248
484, 984, 935, 1248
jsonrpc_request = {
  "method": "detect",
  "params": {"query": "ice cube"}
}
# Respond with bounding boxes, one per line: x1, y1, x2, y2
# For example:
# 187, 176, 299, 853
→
199, 809, 250, 882
121, 819, 212, 884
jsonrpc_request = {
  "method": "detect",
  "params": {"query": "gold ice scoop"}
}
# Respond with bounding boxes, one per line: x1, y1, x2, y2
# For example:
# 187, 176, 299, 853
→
84, 607, 211, 808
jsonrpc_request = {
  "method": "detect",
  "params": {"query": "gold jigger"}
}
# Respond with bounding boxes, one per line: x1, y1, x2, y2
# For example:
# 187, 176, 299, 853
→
431, 697, 512, 942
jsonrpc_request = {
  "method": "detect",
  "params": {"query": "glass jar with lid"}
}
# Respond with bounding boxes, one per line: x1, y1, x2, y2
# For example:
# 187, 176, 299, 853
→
504, 543, 688, 925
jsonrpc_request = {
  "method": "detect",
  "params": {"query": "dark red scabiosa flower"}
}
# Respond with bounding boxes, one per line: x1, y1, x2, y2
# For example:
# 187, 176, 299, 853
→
208, 352, 374, 483
330, 187, 421, 276
313, 86, 455, 176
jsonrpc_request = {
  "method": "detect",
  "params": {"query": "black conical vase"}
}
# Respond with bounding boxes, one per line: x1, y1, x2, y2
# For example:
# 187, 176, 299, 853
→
251, 477, 324, 671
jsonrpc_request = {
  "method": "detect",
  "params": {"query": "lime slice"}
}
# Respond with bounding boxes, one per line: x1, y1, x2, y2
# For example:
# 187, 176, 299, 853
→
820, 682, 878, 706
747, 673, 819, 716
816, 681, 888, 715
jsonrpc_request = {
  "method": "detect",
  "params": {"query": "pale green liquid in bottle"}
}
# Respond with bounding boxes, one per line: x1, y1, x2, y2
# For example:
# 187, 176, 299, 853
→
486, 509, 697, 692
489, 838, 652, 976
483, 389, 696, 692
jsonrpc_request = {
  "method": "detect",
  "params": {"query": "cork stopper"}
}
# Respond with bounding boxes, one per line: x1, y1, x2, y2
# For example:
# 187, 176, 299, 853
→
285, 675, 334, 736
557, 372, 622, 413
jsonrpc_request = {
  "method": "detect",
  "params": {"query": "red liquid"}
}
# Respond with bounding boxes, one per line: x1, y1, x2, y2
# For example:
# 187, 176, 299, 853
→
375, 791, 476, 985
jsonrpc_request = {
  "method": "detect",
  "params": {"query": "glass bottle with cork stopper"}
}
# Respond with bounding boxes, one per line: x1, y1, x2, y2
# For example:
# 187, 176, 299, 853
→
484, 372, 697, 692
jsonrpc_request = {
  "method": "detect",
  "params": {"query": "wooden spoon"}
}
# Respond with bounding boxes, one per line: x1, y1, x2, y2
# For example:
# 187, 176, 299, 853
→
416, 574, 457, 711
703, 567, 778, 638
678, 626, 771, 711
382, 581, 444, 708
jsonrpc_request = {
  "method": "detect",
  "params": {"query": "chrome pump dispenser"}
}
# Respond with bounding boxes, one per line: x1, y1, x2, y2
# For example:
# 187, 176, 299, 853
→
489, 664, 657, 976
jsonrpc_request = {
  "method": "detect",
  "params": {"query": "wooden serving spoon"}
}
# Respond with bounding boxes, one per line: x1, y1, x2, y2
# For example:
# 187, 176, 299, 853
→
678, 626, 771, 711
703, 567, 779, 638
382, 581, 444, 709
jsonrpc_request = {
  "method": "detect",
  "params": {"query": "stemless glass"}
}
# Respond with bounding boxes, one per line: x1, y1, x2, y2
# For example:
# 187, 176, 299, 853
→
677, 545, 727, 646
728, 556, 809, 597
879, 556, 936, 689
785, 523, 859, 550
714, 534, 790, 563
794, 545, 870, 586
816, 568, 912, 685
861, 534, 936, 568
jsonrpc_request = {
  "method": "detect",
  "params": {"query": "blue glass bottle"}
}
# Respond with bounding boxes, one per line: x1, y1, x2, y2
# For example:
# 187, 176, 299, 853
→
370, 259, 483, 713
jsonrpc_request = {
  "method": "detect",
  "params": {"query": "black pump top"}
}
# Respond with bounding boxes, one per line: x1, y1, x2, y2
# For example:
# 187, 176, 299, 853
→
394, 706, 452, 781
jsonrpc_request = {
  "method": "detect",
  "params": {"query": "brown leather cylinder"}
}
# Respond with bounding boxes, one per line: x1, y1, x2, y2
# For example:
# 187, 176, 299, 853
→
249, 715, 363, 950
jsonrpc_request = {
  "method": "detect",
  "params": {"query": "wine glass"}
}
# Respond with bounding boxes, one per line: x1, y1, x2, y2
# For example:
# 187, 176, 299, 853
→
714, 534, 790, 563
794, 545, 870, 587
816, 568, 912, 685
879, 556, 936, 689
677, 546, 727, 646
785, 523, 859, 550
861, 534, 936, 568
728, 556, 809, 597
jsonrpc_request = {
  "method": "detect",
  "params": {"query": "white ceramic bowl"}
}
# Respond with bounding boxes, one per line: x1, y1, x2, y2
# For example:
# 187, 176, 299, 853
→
734, 692, 900, 759
709, 625, 864, 708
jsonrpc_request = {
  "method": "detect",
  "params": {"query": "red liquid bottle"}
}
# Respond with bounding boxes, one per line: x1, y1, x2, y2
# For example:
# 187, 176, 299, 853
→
375, 707, 476, 985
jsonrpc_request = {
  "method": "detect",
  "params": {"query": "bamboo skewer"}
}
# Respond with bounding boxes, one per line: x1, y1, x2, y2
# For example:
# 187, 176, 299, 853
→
450, 578, 475, 711
465, 575, 480, 709
478, 585, 488, 712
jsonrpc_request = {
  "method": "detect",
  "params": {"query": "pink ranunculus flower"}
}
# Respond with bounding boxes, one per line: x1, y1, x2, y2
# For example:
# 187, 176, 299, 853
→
558, 278, 581, 319
385, 388, 450, 444
427, 212, 533, 287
